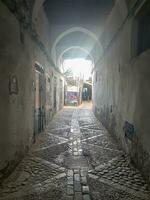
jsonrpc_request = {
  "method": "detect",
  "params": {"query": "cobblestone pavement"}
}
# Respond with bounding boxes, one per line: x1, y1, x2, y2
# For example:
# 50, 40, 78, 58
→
0, 104, 150, 199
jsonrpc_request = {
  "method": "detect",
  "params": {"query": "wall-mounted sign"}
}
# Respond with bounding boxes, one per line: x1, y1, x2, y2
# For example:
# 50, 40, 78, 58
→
9, 75, 18, 94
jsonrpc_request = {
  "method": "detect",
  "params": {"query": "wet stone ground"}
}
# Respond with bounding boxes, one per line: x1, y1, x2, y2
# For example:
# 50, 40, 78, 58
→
0, 105, 150, 200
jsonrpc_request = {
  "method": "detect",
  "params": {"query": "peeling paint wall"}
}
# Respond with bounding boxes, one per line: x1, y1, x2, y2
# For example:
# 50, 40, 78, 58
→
93, 0, 150, 183
0, 1, 64, 179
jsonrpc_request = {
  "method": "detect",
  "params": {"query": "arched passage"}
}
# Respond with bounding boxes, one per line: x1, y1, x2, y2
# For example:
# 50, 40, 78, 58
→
58, 46, 94, 67
51, 27, 103, 65
2, 0, 150, 198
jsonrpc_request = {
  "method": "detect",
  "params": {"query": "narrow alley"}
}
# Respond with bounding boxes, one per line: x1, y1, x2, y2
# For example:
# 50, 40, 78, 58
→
0, 0, 150, 199
0, 103, 149, 200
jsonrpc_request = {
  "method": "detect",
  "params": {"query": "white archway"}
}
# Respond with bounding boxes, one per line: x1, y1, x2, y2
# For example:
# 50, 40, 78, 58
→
57, 46, 94, 72
51, 27, 103, 64
58, 46, 94, 64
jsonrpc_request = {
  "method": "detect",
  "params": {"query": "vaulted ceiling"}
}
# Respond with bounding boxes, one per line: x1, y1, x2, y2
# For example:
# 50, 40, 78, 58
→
43, 0, 115, 65
44, 0, 115, 26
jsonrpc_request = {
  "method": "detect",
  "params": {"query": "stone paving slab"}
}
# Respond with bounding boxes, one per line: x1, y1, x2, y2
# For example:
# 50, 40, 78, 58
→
32, 143, 69, 166
89, 154, 150, 196
31, 132, 68, 151
0, 106, 150, 200
89, 177, 148, 200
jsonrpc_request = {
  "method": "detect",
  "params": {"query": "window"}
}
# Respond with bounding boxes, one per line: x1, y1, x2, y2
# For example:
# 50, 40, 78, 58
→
133, 1, 150, 56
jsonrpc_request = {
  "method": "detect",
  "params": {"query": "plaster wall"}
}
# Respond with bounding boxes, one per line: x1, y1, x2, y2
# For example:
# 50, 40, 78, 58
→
93, 0, 150, 182
0, 1, 64, 179
34, 6, 52, 56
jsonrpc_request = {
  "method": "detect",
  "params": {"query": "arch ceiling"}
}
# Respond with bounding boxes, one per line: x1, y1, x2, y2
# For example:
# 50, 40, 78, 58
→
52, 27, 102, 65
32, 0, 115, 66
58, 46, 94, 64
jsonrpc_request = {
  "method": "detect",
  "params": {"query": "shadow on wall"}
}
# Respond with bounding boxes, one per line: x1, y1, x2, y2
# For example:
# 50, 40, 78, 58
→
93, 0, 150, 184
95, 106, 117, 136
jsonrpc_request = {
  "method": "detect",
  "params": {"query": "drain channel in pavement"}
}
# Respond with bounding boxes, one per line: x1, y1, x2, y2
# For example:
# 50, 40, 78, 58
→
66, 110, 91, 200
